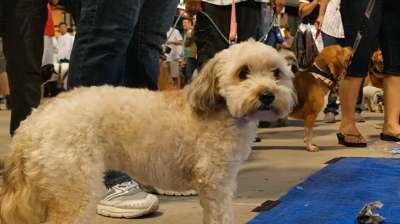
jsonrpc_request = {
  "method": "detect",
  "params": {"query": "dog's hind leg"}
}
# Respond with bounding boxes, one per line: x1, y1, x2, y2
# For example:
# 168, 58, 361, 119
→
304, 114, 319, 152
44, 168, 105, 223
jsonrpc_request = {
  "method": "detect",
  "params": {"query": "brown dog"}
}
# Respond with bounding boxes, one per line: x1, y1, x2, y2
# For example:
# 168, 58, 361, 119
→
289, 45, 353, 151
365, 49, 384, 89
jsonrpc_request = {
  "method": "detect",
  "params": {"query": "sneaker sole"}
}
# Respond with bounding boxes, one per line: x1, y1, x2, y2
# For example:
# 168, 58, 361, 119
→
96, 199, 159, 218
154, 188, 198, 196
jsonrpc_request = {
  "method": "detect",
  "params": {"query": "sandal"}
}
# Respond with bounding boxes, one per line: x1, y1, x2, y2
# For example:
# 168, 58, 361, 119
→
337, 133, 367, 147
380, 133, 400, 142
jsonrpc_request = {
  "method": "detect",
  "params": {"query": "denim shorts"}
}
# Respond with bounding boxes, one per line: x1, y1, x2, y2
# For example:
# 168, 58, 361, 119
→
341, 0, 400, 77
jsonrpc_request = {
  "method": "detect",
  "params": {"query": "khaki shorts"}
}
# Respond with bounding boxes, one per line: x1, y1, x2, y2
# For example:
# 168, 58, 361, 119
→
166, 61, 180, 78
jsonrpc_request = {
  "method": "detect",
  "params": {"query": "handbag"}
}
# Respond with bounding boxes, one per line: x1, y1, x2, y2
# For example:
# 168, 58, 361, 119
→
292, 25, 319, 69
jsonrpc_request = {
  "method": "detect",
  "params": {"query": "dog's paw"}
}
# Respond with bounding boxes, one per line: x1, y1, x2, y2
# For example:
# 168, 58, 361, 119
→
306, 144, 320, 152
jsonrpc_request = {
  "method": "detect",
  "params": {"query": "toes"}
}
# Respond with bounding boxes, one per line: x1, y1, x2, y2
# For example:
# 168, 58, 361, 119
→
306, 144, 320, 152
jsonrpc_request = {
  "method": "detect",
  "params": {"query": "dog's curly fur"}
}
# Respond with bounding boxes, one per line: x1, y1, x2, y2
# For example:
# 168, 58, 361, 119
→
0, 40, 296, 224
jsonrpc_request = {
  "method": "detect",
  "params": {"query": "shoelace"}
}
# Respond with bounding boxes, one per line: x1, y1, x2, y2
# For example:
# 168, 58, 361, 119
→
115, 181, 140, 191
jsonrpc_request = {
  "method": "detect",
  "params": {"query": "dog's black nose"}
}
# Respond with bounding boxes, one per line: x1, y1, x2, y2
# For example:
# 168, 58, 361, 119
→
259, 91, 275, 110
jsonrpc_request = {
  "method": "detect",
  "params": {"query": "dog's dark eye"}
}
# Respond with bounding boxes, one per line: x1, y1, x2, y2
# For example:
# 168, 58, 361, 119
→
273, 68, 280, 80
239, 66, 250, 80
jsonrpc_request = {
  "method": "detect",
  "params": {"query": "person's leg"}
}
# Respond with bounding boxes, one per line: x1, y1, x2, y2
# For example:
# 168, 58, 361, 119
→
380, 0, 400, 139
195, 2, 231, 69
185, 57, 197, 82
125, 0, 178, 89
338, 0, 383, 145
323, 92, 339, 122
3, 0, 47, 135
67, 0, 160, 218
258, 3, 273, 40
320, 33, 340, 122
236, 1, 261, 42
68, 0, 143, 88
339, 77, 364, 134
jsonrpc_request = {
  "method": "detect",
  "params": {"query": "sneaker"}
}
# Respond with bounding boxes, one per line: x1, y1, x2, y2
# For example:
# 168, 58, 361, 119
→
97, 181, 159, 218
275, 117, 288, 127
324, 112, 336, 123
355, 113, 366, 123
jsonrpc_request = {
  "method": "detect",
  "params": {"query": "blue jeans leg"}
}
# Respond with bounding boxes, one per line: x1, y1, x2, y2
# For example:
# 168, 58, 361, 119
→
68, 0, 144, 88
324, 93, 339, 115
185, 57, 197, 82
68, 0, 178, 186
125, 0, 179, 89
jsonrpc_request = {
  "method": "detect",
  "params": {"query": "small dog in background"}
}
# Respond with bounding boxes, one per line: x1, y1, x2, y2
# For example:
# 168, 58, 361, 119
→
363, 85, 384, 112
260, 46, 352, 151
290, 45, 353, 151
365, 49, 384, 89
0, 40, 296, 224
363, 49, 384, 113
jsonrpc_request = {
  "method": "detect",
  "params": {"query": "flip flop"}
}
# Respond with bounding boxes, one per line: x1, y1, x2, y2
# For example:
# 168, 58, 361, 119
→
337, 133, 367, 147
380, 133, 400, 142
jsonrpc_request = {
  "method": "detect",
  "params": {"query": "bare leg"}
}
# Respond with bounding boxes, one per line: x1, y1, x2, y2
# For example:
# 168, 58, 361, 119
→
382, 75, 400, 136
339, 76, 367, 144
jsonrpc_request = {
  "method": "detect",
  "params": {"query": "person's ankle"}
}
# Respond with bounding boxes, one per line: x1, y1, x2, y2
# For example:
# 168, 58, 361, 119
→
340, 120, 356, 131
382, 123, 400, 136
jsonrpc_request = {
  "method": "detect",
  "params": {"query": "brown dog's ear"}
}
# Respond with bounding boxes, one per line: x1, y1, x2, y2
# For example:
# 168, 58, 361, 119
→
187, 57, 220, 113
327, 47, 352, 79
327, 56, 346, 80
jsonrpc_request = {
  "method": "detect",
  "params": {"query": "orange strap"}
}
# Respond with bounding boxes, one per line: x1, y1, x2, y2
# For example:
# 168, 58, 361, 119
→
229, 0, 238, 43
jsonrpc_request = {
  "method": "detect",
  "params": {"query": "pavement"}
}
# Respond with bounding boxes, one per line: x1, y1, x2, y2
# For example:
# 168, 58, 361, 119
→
0, 109, 395, 224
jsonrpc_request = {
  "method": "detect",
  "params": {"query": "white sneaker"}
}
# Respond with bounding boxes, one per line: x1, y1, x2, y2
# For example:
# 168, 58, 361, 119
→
324, 112, 336, 123
97, 181, 159, 218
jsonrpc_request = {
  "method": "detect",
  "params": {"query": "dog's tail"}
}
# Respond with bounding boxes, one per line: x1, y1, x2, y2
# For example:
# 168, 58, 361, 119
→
0, 148, 45, 224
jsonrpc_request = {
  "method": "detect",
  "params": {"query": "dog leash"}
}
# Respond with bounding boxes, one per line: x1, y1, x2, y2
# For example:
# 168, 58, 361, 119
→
200, 9, 279, 46
198, 0, 240, 46
165, 13, 184, 44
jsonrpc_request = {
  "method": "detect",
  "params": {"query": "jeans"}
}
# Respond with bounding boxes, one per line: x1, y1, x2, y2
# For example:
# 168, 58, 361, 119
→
68, 0, 178, 90
65, 0, 178, 186
258, 4, 273, 40
321, 32, 364, 115
184, 57, 197, 82
3, 0, 47, 135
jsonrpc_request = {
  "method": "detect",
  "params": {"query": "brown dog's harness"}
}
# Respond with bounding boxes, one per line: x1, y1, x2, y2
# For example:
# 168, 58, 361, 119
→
307, 63, 336, 88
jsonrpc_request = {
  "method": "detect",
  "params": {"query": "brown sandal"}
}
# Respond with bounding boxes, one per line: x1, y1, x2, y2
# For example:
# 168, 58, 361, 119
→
337, 133, 367, 147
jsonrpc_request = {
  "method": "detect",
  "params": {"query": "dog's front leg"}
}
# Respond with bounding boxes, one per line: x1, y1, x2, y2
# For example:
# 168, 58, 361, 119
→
198, 182, 234, 224
304, 114, 319, 152
194, 163, 240, 224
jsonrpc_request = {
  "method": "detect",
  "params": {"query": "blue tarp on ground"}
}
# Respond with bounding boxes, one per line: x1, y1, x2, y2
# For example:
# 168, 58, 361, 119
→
248, 158, 400, 224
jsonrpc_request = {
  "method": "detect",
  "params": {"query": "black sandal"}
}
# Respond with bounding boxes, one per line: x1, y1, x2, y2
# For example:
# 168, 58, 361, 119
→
380, 133, 400, 142
337, 133, 367, 147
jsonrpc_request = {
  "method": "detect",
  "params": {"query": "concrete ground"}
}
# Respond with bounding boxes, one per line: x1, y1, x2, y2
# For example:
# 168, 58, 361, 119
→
0, 110, 396, 224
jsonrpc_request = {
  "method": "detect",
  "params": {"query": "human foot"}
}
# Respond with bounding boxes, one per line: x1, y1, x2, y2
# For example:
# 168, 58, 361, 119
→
338, 124, 367, 147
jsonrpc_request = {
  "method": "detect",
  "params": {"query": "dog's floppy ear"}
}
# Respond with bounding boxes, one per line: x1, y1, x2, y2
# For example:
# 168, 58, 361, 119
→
187, 57, 220, 113
327, 47, 351, 79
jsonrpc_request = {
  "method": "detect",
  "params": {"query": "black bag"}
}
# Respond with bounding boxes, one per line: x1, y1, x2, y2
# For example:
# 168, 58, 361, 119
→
291, 27, 319, 69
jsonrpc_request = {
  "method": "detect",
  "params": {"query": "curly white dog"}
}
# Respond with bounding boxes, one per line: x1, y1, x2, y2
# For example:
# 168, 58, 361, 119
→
0, 40, 296, 224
